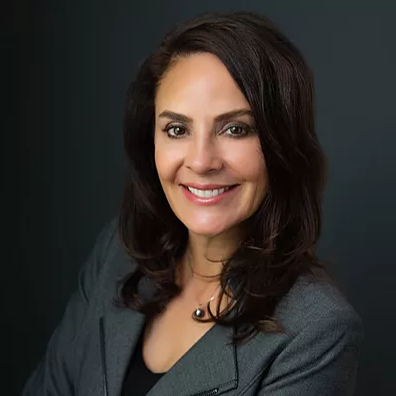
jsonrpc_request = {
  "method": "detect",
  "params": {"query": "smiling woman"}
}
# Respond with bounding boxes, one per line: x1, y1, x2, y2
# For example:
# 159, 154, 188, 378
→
22, 11, 363, 396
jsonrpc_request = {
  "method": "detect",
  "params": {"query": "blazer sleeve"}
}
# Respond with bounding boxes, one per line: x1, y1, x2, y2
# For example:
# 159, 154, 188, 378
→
257, 309, 364, 396
21, 219, 117, 396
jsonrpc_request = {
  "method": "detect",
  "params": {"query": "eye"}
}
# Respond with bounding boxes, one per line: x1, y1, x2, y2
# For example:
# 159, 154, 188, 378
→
164, 125, 187, 139
224, 124, 252, 138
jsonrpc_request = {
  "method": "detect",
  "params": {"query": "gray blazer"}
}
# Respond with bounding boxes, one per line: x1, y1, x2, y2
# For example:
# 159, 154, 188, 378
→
22, 218, 364, 396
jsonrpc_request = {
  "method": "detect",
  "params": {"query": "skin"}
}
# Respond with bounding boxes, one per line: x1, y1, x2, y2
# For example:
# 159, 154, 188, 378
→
154, 52, 268, 294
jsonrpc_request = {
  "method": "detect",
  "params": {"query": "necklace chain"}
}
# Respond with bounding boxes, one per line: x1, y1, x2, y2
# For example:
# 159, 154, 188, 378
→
187, 253, 222, 321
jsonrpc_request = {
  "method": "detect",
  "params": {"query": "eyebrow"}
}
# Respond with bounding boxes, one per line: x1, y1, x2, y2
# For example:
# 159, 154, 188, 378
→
158, 109, 254, 123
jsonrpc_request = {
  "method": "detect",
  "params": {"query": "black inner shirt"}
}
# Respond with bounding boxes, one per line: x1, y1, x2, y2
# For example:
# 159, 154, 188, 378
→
121, 324, 166, 396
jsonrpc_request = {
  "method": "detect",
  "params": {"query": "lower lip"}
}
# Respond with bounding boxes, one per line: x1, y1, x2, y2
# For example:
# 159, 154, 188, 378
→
181, 186, 239, 205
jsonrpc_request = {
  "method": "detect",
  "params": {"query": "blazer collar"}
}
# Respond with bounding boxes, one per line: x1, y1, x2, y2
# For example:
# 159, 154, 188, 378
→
101, 274, 239, 396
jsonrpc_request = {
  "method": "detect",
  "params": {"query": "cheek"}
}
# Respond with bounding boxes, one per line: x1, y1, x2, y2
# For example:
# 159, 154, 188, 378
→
154, 138, 183, 183
242, 158, 268, 213
252, 157, 268, 200
246, 157, 266, 184
230, 144, 268, 208
154, 148, 167, 181
154, 133, 169, 181
227, 141, 266, 183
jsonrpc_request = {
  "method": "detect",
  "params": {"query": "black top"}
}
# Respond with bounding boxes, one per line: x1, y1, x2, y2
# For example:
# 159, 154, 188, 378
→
121, 324, 165, 396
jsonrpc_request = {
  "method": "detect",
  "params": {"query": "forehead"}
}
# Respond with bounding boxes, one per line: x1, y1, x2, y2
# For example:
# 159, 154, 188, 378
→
155, 53, 250, 116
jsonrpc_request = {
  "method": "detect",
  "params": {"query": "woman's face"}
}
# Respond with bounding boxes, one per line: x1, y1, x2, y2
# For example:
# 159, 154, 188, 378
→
154, 53, 268, 238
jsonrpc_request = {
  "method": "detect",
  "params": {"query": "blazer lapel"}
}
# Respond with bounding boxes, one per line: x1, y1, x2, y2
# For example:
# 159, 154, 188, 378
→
101, 273, 155, 396
101, 303, 145, 396
101, 273, 239, 396
146, 324, 239, 396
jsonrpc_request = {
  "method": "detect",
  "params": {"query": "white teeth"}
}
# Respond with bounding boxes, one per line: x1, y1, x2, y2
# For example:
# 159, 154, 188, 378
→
187, 186, 232, 198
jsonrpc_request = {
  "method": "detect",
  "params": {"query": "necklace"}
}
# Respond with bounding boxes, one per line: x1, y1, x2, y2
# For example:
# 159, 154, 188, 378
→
187, 253, 222, 321
192, 284, 221, 321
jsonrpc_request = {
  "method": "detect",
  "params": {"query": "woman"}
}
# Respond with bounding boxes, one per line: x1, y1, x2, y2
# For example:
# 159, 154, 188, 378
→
23, 11, 363, 396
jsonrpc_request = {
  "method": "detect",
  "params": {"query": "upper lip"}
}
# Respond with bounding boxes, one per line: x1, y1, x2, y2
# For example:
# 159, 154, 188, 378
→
181, 183, 238, 190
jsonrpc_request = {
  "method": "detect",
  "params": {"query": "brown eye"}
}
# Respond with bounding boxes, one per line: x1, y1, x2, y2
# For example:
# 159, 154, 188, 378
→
165, 125, 186, 139
224, 124, 251, 138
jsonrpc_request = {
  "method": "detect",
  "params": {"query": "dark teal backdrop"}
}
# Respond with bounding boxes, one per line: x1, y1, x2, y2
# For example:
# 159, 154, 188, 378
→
9, 1, 395, 395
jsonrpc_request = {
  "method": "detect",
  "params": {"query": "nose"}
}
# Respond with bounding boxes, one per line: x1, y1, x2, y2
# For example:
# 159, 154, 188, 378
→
185, 134, 223, 174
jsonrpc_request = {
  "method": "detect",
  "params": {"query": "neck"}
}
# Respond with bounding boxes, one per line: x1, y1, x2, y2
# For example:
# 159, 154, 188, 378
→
178, 227, 243, 287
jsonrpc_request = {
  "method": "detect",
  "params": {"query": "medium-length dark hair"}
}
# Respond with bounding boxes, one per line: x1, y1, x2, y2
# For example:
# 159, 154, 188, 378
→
118, 11, 328, 344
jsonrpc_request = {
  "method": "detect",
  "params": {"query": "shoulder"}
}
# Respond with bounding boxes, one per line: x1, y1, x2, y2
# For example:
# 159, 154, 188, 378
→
80, 216, 138, 303
275, 269, 363, 340
241, 273, 365, 394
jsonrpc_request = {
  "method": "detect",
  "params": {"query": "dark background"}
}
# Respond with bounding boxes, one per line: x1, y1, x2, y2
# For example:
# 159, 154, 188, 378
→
8, 0, 395, 395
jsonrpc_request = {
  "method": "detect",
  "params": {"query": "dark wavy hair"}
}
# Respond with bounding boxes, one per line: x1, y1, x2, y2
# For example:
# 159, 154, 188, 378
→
118, 11, 329, 344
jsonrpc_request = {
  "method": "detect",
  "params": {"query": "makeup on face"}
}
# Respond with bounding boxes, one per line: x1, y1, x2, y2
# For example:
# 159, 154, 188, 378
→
154, 53, 268, 238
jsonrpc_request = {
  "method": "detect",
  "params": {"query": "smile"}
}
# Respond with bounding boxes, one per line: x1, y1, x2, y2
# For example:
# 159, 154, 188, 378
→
181, 184, 239, 205
186, 186, 234, 198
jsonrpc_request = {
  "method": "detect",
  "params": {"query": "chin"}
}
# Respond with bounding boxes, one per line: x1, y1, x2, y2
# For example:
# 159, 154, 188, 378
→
189, 229, 223, 238
185, 221, 235, 239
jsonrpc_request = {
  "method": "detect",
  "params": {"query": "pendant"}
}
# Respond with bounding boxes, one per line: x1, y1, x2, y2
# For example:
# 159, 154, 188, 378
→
192, 307, 205, 320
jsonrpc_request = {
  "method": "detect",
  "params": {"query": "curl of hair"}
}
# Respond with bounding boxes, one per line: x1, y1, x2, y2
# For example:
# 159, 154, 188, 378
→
117, 11, 329, 345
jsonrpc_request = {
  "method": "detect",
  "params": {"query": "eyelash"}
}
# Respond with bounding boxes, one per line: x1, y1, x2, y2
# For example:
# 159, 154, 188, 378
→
163, 123, 254, 140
